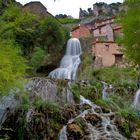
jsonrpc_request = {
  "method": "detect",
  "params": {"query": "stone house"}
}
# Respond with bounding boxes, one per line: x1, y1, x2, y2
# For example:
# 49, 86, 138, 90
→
91, 17, 123, 66
71, 24, 90, 38
92, 24, 114, 42
94, 17, 115, 27
24, 1, 52, 17
92, 41, 122, 66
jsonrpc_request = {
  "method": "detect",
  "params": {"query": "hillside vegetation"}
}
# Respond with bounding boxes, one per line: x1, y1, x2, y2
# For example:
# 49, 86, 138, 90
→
0, 2, 70, 94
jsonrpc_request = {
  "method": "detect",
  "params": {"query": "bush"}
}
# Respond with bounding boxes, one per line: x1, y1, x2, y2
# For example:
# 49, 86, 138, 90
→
121, 121, 131, 138
33, 96, 59, 113
0, 39, 27, 95
57, 18, 80, 24
71, 84, 80, 103
30, 47, 45, 72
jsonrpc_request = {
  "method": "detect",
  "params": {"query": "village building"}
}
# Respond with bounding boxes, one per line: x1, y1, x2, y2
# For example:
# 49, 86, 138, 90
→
70, 16, 123, 67
91, 17, 123, 66
92, 41, 122, 66
23, 1, 52, 17
70, 24, 90, 38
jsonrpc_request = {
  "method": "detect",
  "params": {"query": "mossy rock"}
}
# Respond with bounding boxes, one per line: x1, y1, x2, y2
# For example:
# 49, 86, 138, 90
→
67, 117, 90, 140
84, 113, 102, 127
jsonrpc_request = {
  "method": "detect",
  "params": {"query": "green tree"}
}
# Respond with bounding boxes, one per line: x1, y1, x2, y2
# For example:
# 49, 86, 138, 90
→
0, 3, 70, 75
30, 47, 45, 72
0, 5, 69, 57
0, 4, 40, 56
119, 0, 140, 65
37, 17, 69, 53
0, 39, 27, 95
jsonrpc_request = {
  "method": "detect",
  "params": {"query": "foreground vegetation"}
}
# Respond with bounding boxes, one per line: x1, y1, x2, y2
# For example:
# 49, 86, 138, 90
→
0, 0, 140, 139
118, 0, 140, 65
0, 1, 70, 95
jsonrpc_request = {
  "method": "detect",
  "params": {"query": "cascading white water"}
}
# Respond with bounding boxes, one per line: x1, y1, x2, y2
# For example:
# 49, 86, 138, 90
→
57, 39, 126, 140
59, 126, 68, 140
59, 95, 127, 140
49, 38, 81, 80
132, 88, 140, 111
101, 81, 108, 100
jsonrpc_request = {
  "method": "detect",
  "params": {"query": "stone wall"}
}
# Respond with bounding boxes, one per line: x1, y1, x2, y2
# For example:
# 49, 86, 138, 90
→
71, 25, 90, 38
24, 1, 51, 17
93, 24, 114, 42
92, 42, 120, 66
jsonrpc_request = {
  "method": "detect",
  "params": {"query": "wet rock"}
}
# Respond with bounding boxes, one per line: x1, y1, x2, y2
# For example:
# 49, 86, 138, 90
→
80, 104, 91, 111
82, 135, 93, 140
101, 107, 110, 113
26, 77, 74, 105
79, 79, 90, 87
67, 123, 84, 139
94, 107, 102, 113
84, 113, 102, 126
131, 128, 140, 140
61, 104, 81, 122
67, 117, 90, 140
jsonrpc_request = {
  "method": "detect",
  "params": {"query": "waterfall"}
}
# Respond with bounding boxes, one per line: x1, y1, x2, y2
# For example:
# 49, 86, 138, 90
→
57, 39, 126, 140
49, 38, 81, 80
101, 81, 108, 100
59, 126, 68, 140
59, 96, 127, 140
132, 88, 140, 111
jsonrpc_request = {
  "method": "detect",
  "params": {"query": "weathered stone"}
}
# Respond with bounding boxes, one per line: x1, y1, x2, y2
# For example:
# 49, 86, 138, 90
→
80, 104, 91, 111
26, 77, 74, 105
23, 1, 52, 17
79, 2, 123, 18
67, 123, 84, 138
84, 113, 102, 126
67, 117, 90, 140
101, 107, 110, 113
131, 128, 140, 140
94, 107, 102, 113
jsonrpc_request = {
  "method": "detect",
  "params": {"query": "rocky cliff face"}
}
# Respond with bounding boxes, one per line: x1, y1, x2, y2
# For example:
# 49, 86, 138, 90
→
79, 2, 124, 18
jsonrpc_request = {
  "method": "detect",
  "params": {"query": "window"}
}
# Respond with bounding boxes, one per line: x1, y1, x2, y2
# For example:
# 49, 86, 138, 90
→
105, 44, 109, 51
99, 28, 101, 34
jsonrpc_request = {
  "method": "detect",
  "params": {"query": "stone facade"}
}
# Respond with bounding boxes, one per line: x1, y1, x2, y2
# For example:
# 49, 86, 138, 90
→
92, 24, 114, 42
24, 1, 52, 17
92, 41, 121, 66
71, 25, 90, 38
91, 17, 123, 67
70, 16, 123, 67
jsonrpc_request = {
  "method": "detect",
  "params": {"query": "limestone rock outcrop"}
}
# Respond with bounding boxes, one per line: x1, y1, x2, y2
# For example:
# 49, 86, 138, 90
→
79, 2, 124, 18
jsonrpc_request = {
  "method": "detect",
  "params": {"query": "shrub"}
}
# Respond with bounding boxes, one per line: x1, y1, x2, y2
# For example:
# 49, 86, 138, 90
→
0, 39, 27, 95
30, 47, 45, 72
71, 84, 80, 103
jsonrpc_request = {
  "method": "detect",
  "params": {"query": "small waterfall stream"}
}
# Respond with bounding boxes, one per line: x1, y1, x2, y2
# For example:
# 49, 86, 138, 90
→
132, 88, 140, 111
101, 81, 108, 100
59, 126, 68, 140
49, 38, 81, 80
59, 96, 127, 140
101, 81, 113, 100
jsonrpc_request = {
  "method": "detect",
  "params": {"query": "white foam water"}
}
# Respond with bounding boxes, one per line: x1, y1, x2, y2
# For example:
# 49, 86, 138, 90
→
49, 38, 82, 80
